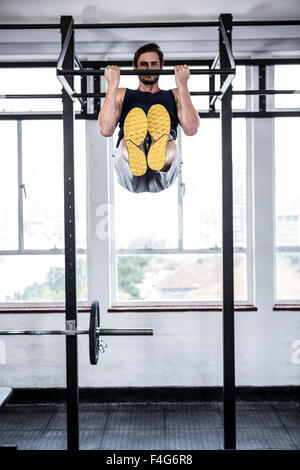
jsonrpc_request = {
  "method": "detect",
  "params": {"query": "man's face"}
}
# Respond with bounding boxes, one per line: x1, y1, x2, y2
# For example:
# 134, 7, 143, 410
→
136, 52, 161, 85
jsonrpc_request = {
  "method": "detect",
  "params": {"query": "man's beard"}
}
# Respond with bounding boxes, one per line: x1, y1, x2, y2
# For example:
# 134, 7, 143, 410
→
140, 75, 159, 85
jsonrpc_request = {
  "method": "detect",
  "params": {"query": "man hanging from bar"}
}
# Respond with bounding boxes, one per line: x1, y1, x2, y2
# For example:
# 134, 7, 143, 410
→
98, 43, 200, 193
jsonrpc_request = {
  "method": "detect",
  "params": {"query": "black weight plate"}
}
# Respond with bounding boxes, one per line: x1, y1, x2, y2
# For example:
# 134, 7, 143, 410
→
89, 300, 100, 365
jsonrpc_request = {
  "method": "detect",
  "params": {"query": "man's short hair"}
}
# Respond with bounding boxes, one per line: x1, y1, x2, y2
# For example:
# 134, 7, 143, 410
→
133, 43, 164, 68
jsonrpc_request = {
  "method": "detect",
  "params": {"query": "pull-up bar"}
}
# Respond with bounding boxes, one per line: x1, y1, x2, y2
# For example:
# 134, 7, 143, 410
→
57, 68, 235, 76
1, 20, 300, 29
56, 14, 236, 106
57, 12, 237, 452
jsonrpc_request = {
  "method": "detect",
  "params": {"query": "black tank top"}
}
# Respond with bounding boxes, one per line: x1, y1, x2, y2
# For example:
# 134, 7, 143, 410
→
116, 88, 179, 147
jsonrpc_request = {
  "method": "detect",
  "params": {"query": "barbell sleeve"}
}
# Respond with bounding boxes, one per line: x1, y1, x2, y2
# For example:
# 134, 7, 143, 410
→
97, 328, 153, 336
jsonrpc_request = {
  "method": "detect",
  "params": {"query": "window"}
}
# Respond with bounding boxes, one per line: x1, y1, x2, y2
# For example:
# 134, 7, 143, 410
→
274, 65, 300, 109
109, 71, 249, 304
275, 117, 300, 302
0, 68, 81, 112
0, 68, 87, 304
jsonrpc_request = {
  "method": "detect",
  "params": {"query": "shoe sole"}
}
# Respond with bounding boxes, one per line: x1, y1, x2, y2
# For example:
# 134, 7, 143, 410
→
123, 107, 148, 176
147, 104, 171, 171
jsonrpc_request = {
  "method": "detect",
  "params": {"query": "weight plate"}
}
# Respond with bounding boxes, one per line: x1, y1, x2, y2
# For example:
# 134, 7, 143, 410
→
89, 300, 100, 365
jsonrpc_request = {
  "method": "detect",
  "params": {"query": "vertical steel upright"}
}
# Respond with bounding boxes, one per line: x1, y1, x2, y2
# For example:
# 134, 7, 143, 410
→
219, 13, 236, 449
60, 16, 79, 451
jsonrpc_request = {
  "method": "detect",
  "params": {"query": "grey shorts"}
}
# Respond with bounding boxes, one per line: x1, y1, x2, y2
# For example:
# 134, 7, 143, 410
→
112, 146, 183, 193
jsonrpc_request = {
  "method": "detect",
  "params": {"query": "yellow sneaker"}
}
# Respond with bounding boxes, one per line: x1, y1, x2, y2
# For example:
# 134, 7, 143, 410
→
123, 107, 148, 176
147, 104, 171, 171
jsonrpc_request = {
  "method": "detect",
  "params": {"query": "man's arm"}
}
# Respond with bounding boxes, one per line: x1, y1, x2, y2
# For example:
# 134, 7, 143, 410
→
98, 65, 124, 137
173, 65, 200, 136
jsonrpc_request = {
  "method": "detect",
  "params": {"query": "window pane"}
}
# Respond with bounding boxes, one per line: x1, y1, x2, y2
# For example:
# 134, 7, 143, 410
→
22, 121, 64, 249
182, 119, 221, 249
183, 66, 209, 111
275, 118, 300, 248
157, 65, 209, 110
182, 118, 247, 249
0, 68, 81, 112
233, 119, 247, 248
274, 65, 300, 108
0, 254, 87, 302
275, 117, 300, 301
74, 121, 87, 249
22, 120, 86, 250
117, 253, 247, 301
114, 171, 178, 249
276, 253, 300, 301
117, 67, 139, 90
112, 85, 179, 250
0, 122, 18, 249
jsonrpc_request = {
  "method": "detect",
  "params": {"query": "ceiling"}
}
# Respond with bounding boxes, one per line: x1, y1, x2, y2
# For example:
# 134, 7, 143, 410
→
1, 0, 300, 23
0, 0, 299, 61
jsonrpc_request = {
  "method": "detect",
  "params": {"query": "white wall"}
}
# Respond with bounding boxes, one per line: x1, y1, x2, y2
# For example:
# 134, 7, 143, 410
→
0, 0, 299, 23
0, 309, 299, 387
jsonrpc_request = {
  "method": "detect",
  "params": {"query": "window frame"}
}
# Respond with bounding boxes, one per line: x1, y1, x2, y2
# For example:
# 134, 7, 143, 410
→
108, 66, 253, 307
271, 63, 300, 304
0, 117, 88, 308
5, 64, 300, 309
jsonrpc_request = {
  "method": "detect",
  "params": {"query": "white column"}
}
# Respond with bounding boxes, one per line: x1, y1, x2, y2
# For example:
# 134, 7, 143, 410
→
252, 116, 275, 310
251, 60, 275, 311
86, 120, 111, 314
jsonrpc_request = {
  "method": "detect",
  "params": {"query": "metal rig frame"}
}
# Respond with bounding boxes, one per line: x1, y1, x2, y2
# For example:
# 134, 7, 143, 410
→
0, 14, 300, 451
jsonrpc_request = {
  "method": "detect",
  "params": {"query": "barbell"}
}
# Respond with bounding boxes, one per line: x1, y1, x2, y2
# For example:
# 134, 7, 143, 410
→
0, 300, 153, 365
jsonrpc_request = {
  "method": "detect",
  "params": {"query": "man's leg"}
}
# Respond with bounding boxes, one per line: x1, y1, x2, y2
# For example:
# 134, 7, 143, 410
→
120, 135, 177, 172
119, 138, 129, 162
159, 135, 178, 172
112, 142, 148, 193
147, 135, 182, 193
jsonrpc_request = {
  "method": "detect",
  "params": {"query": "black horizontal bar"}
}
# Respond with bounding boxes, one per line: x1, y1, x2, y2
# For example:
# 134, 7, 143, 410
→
1, 89, 297, 100
0, 61, 58, 68
72, 91, 221, 98
74, 20, 300, 28
1, 94, 62, 99
0, 24, 60, 29
1, 20, 299, 30
233, 89, 300, 95
57, 68, 235, 76
0, 114, 71, 120
71, 58, 300, 67
73, 21, 219, 29
1, 58, 299, 69
233, 20, 300, 26
198, 111, 300, 118
1, 111, 299, 120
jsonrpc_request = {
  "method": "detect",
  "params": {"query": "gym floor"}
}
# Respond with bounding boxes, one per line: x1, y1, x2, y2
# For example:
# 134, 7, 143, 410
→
0, 401, 300, 450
